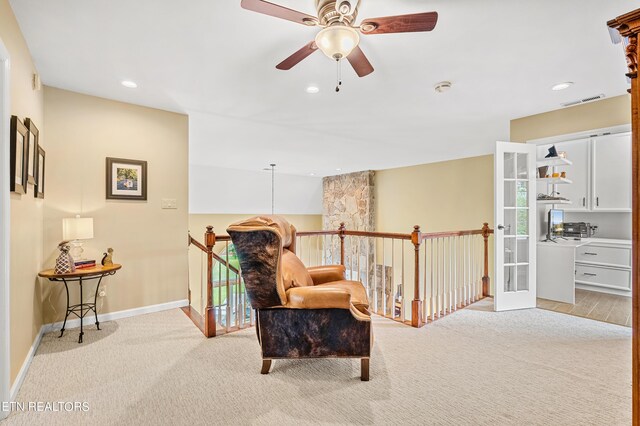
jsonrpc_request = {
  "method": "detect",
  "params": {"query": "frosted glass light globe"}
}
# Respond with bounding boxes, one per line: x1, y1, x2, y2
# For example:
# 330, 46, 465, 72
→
315, 26, 360, 60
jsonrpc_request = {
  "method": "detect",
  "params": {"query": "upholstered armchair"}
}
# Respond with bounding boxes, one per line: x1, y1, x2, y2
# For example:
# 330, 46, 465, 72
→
227, 216, 372, 381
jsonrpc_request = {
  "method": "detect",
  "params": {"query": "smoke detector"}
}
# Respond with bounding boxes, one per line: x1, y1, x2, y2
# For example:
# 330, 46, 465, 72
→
434, 81, 452, 93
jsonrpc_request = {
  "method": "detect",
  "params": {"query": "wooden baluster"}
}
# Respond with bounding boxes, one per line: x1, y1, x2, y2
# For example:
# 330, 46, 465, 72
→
443, 237, 447, 314
204, 226, 216, 338
453, 237, 458, 311
482, 223, 491, 297
382, 238, 386, 316
357, 236, 361, 283
411, 225, 423, 327
449, 237, 453, 313
339, 222, 346, 266
391, 238, 395, 319
422, 240, 427, 321
430, 239, 435, 321
373, 236, 378, 313
439, 238, 443, 317
225, 241, 231, 333
401, 240, 405, 322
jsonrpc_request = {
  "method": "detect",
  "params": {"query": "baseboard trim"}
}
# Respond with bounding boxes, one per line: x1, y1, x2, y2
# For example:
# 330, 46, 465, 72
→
9, 298, 188, 401
42, 299, 189, 333
9, 324, 44, 401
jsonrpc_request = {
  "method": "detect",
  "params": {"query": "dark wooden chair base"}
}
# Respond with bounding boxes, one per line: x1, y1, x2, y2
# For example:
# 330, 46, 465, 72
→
260, 358, 370, 380
261, 359, 272, 374
361, 358, 369, 381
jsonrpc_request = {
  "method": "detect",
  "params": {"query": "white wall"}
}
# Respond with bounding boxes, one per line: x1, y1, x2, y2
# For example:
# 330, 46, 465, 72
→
564, 212, 631, 240
189, 164, 322, 215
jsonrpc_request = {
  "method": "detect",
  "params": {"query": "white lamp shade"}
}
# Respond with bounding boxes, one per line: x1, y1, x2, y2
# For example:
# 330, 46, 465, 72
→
62, 217, 94, 240
315, 26, 360, 60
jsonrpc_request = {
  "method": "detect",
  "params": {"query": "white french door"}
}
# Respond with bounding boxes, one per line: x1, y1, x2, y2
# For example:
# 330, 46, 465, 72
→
494, 142, 537, 311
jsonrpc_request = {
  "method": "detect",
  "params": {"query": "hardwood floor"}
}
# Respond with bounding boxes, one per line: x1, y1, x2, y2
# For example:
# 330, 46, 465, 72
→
537, 289, 632, 327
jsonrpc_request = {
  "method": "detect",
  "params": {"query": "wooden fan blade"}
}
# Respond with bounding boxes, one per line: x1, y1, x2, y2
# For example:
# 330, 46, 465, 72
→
241, 0, 318, 26
346, 46, 374, 77
360, 12, 438, 35
276, 41, 319, 70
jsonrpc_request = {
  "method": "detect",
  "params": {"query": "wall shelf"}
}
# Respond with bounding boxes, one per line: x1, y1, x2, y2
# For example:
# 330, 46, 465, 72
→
537, 199, 572, 205
537, 177, 573, 184
537, 157, 572, 167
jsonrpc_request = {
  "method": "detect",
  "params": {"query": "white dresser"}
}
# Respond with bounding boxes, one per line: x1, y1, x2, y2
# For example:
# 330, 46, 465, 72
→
537, 238, 631, 304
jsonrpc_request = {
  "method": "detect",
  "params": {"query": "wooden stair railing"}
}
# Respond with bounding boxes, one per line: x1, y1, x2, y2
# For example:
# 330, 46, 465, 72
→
186, 222, 493, 337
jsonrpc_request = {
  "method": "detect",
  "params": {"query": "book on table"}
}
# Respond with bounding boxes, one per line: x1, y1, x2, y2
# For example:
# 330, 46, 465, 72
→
74, 260, 96, 269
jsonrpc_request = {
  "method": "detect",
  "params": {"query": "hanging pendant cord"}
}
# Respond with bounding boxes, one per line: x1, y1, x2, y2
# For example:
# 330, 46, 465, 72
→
335, 58, 342, 92
270, 163, 276, 215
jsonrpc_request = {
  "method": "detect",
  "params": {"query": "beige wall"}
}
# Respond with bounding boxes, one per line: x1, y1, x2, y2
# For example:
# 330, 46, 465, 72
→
42, 87, 189, 325
1, 0, 45, 386
375, 156, 494, 233
510, 95, 631, 142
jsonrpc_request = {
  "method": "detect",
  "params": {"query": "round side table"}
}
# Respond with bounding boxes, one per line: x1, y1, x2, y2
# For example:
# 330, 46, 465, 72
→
38, 264, 122, 343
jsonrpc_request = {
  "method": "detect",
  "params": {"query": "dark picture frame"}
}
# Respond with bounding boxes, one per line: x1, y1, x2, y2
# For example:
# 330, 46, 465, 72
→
34, 146, 45, 199
106, 157, 147, 201
24, 118, 39, 185
9, 116, 27, 194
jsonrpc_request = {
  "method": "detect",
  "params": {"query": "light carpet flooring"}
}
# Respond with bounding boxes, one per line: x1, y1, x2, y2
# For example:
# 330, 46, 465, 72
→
2, 299, 632, 426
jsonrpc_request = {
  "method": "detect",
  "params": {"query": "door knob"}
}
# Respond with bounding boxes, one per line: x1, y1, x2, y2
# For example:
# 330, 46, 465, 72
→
497, 225, 505, 230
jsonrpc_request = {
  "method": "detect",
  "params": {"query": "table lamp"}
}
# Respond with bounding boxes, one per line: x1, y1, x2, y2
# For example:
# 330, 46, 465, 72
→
62, 215, 94, 261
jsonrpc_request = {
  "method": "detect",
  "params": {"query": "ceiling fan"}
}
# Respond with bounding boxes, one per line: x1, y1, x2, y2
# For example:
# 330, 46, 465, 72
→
240, 0, 438, 78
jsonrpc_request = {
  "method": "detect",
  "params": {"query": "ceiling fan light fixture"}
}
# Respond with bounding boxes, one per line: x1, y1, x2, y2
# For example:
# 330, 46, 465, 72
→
315, 25, 360, 60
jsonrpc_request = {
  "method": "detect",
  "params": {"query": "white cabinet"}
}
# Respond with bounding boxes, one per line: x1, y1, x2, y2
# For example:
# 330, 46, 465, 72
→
575, 242, 632, 295
575, 264, 631, 292
592, 133, 632, 212
538, 239, 632, 303
538, 133, 631, 212
553, 138, 590, 211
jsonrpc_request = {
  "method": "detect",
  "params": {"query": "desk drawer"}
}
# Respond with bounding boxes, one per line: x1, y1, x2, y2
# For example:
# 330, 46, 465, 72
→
575, 245, 631, 268
575, 264, 631, 291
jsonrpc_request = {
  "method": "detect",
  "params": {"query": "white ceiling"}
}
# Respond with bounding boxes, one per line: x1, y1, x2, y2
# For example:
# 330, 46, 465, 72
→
10, 0, 637, 176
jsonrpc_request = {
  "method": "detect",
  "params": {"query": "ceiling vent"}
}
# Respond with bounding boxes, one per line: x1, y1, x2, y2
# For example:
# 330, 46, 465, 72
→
561, 94, 606, 108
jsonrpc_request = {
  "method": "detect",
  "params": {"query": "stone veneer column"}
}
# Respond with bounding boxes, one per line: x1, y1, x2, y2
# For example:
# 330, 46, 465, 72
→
323, 171, 391, 313
322, 170, 375, 232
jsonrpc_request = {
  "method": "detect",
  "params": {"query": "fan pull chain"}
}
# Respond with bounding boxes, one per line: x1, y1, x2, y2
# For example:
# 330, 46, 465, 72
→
335, 58, 343, 92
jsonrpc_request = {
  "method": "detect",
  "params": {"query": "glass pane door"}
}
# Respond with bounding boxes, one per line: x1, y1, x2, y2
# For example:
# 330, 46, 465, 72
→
495, 142, 537, 311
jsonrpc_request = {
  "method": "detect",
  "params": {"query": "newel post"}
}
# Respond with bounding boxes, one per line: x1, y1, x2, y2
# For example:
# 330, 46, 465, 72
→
411, 225, 424, 328
482, 223, 491, 298
338, 222, 346, 266
204, 226, 216, 338
608, 9, 640, 424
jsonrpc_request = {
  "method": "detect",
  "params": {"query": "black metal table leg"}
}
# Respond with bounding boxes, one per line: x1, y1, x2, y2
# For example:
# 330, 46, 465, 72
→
59, 279, 70, 338
93, 275, 103, 330
78, 278, 84, 344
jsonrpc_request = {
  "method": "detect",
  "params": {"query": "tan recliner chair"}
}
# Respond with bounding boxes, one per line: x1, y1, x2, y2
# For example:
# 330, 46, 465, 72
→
227, 215, 372, 381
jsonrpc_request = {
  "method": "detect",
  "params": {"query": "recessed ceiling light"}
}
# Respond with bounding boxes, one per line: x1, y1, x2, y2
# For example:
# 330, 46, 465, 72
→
121, 80, 138, 89
306, 85, 320, 94
552, 82, 573, 91
336, 168, 342, 171
309, 173, 316, 176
